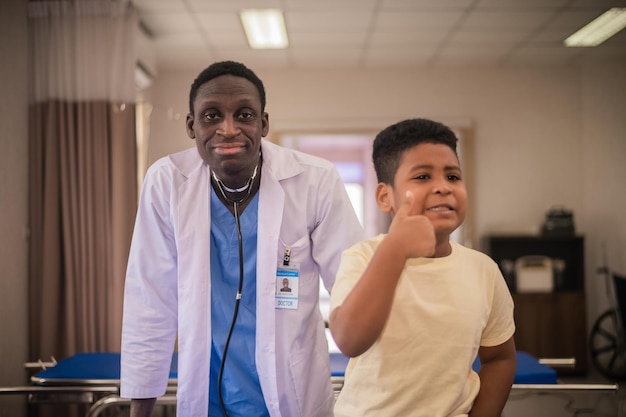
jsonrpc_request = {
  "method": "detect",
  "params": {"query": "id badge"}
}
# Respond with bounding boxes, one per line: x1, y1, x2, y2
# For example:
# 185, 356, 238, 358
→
276, 262, 299, 310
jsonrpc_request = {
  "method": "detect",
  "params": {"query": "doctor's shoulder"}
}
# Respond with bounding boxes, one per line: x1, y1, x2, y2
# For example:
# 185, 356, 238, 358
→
139, 148, 202, 198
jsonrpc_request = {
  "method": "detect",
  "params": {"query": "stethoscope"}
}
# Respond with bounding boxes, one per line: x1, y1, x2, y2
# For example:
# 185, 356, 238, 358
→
211, 163, 259, 417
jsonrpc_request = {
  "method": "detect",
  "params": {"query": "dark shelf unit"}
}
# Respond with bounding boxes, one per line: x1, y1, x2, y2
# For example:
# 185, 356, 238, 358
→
485, 235, 584, 292
484, 234, 587, 375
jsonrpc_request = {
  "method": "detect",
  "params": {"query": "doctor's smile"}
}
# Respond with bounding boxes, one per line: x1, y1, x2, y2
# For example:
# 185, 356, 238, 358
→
211, 143, 248, 156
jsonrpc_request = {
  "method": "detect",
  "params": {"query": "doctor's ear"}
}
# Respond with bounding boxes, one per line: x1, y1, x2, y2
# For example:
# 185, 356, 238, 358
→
376, 183, 394, 213
186, 113, 195, 139
261, 112, 269, 137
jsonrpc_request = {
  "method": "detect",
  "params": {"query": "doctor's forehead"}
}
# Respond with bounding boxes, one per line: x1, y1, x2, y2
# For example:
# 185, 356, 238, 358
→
195, 76, 262, 105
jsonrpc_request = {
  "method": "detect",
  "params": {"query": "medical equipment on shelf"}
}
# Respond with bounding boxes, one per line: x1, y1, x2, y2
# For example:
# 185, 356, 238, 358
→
515, 255, 554, 293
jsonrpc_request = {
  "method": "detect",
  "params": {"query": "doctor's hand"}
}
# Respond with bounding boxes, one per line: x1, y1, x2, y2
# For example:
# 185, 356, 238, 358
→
387, 191, 436, 260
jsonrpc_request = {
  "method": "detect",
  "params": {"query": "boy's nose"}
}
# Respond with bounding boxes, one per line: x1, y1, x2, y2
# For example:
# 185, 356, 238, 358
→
433, 181, 452, 194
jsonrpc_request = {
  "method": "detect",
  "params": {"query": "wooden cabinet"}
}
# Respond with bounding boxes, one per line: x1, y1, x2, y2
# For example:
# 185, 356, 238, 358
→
512, 292, 587, 374
484, 235, 587, 374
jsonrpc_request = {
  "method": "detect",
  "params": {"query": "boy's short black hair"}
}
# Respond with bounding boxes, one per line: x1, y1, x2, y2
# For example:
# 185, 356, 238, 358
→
188, 60, 266, 114
373, 118, 458, 184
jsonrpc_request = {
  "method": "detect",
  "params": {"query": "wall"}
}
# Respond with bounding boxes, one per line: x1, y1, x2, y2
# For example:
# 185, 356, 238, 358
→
0, 0, 29, 415
145, 61, 626, 337
580, 62, 626, 323
148, 66, 584, 239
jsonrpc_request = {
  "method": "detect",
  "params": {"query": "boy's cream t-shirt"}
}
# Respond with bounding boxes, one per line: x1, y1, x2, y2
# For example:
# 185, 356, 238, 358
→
330, 236, 515, 417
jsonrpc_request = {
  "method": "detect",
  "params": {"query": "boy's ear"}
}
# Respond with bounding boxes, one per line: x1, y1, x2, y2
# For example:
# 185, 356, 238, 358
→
376, 183, 394, 213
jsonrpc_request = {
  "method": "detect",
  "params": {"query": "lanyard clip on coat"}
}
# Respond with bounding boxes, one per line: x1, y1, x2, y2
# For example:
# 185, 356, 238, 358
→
283, 246, 291, 266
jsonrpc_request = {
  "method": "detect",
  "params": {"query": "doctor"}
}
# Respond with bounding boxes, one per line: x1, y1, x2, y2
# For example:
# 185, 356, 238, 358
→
120, 61, 364, 417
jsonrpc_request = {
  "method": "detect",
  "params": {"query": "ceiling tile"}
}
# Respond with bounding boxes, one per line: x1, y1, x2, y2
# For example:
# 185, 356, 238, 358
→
154, 33, 206, 49
439, 44, 513, 59
380, 0, 474, 9
186, 0, 284, 12
133, 0, 187, 13
370, 31, 451, 45
285, 11, 374, 31
569, 0, 626, 8
460, 10, 555, 30
133, 0, 626, 71
289, 32, 366, 47
475, 0, 570, 7
192, 12, 242, 31
366, 45, 438, 60
375, 11, 464, 30
141, 12, 196, 35
506, 46, 585, 65
447, 30, 529, 45
283, 0, 378, 11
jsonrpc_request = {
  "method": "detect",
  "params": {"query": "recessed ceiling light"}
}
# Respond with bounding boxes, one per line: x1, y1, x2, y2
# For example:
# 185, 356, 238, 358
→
240, 9, 288, 49
564, 8, 626, 47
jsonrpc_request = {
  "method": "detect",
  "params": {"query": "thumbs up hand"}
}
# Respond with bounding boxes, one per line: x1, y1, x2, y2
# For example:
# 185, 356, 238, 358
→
387, 191, 436, 260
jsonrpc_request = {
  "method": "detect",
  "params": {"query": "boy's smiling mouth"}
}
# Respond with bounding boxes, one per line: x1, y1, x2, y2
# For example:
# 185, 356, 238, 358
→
427, 204, 454, 212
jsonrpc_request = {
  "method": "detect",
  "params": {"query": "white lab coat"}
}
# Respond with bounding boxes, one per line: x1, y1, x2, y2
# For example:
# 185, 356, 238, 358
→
120, 140, 364, 417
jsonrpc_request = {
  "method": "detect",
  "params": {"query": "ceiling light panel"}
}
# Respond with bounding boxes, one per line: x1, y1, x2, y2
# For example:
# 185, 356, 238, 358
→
565, 8, 626, 47
240, 9, 288, 49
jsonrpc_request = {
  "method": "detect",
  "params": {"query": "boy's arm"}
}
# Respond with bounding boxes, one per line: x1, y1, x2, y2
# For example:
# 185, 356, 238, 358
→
470, 337, 516, 417
329, 191, 435, 357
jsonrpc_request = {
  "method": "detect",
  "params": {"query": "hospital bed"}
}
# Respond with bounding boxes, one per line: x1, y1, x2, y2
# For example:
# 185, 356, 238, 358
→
0, 351, 619, 417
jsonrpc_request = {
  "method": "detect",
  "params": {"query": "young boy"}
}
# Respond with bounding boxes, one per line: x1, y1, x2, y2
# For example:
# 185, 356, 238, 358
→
329, 118, 516, 417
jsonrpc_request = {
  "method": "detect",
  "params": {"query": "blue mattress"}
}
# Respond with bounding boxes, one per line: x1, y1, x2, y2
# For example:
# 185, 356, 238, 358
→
331, 351, 557, 384
473, 351, 557, 384
34, 350, 557, 385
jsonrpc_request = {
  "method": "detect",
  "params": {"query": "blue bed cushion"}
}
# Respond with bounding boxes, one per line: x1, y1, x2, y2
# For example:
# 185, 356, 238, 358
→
472, 351, 557, 384
35, 352, 178, 380
330, 351, 557, 384
37, 350, 557, 385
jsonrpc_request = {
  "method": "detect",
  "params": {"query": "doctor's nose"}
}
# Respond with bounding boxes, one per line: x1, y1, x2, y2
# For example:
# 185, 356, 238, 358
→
217, 116, 240, 138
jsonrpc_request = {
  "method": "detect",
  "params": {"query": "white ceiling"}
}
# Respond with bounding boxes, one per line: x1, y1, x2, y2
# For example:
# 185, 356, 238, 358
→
132, 0, 626, 73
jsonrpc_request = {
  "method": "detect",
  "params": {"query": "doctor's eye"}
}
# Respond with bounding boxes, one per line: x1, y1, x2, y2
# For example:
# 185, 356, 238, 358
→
237, 110, 255, 121
201, 109, 221, 121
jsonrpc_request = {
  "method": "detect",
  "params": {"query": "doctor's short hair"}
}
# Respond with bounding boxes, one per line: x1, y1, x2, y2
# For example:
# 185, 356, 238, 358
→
372, 118, 459, 185
188, 60, 267, 114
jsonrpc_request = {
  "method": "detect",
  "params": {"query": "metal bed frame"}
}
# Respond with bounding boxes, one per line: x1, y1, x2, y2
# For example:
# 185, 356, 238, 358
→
0, 352, 620, 417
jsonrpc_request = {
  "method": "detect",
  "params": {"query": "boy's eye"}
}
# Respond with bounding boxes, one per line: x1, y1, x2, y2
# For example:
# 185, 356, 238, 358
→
203, 112, 219, 121
414, 174, 430, 180
448, 174, 462, 181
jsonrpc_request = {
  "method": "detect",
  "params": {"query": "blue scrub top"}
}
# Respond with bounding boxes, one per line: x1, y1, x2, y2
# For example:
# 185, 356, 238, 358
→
208, 189, 270, 417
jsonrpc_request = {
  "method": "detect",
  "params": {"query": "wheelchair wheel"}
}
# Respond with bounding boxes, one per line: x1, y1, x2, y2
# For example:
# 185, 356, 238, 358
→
589, 308, 626, 380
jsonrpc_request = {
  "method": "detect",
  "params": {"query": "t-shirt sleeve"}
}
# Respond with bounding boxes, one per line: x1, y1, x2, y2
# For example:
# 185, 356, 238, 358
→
481, 262, 516, 347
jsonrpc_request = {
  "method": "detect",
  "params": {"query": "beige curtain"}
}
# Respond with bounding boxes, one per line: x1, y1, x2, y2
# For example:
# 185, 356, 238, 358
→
28, 0, 138, 360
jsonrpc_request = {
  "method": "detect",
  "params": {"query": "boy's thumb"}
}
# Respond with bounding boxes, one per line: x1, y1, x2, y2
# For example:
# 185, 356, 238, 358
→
398, 190, 414, 216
